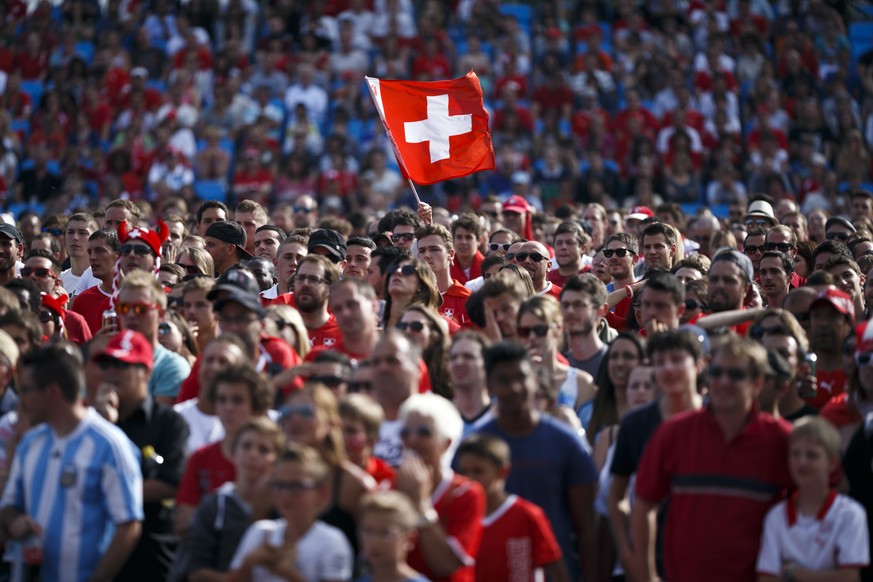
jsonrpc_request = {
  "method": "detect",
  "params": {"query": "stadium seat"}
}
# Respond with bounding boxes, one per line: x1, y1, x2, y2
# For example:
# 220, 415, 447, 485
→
20, 81, 43, 108
75, 41, 95, 64
194, 180, 228, 202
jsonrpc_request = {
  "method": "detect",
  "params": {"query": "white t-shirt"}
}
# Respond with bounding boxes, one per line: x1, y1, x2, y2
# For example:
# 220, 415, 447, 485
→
173, 398, 224, 456
73, 267, 102, 296
230, 519, 352, 582
757, 492, 870, 576
374, 418, 403, 468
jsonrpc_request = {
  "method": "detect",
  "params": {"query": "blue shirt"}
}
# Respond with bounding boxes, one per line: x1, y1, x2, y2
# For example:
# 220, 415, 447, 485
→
150, 343, 191, 399
474, 415, 597, 576
1, 408, 143, 582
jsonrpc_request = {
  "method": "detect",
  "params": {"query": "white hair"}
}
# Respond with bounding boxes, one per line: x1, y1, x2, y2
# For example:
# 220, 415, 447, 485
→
398, 393, 464, 471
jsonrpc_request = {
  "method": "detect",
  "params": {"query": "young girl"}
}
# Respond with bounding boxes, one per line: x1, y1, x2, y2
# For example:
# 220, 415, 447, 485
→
356, 491, 429, 582
228, 443, 353, 582
184, 417, 285, 580
757, 417, 870, 581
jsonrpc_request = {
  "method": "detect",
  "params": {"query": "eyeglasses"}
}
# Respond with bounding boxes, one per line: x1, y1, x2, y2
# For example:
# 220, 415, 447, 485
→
396, 321, 426, 333
38, 310, 54, 323
764, 242, 794, 253
708, 365, 751, 381
309, 375, 347, 388
348, 381, 372, 393
743, 245, 764, 255
176, 263, 200, 275
517, 324, 551, 338
684, 299, 707, 310
391, 233, 415, 243
387, 264, 417, 277
745, 218, 773, 227
489, 242, 511, 252
270, 479, 320, 493
603, 248, 635, 258
21, 267, 56, 279
158, 322, 172, 335
41, 227, 62, 237
293, 207, 316, 214
117, 302, 160, 316
483, 210, 501, 219
295, 274, 327, 286
400, 425, 434, 439
280, 403, 317, 419
855, 352, 873, 367
826, 232, 851, 242
119, 244, 154, 257
513, 251, 547, 263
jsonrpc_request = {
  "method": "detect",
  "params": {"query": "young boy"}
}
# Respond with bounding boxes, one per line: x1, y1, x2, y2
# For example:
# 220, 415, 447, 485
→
455, 433, 569, 582
356, 491, 430, 582
757, 417, 870, 580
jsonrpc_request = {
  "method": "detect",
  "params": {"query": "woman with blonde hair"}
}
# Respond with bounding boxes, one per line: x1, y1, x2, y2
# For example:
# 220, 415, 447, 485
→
266, 304, 310, 360
382, 257, 441, 329
397, 303, 452, 399
177, 245, 215, 278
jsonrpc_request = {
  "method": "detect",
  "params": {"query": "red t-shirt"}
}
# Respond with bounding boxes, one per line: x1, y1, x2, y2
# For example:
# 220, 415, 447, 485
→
268, 292, 296, 308
71, 285, 111, 336
810, 369, 847, 411
175, 441, 235, 506
547, 267, 589, 288
308, 314, 342, 350
450, 252, 484, 285
475, 495, 563, 582
408, 473, 485, 582
542, 283, 563, 300
62, 308, 93, 345
441, 281, 471, 328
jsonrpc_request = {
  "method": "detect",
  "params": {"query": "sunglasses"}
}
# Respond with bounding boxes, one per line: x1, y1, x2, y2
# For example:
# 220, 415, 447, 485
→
176, 263, 201, 275
309, 375, 347, 388
826, 232, 851, 241
855, 352, 873, 367
41, 227, 62, 237
743, 245, 764, 255
400, 425, 434, 439
21, 267, 56, 279
119, 244, 153, 257
517, 324, 551, 338
684, 299, 706, 310
391, 233, 415, 243
603, 248, 635, 258
158, 322, 172, 335
764, 242, 794, 253
489, 242, 511, 252
117, 302, 160, 316
348, 381, 372, 393
38, 310, 54, 323
396, 321, 426, 333
280, 403, 317, 419
513, 251, 547, 263
270, 479, 320, 493
293, 207, 316, 214
708, 365, 751, 381
388, 264, 417, 277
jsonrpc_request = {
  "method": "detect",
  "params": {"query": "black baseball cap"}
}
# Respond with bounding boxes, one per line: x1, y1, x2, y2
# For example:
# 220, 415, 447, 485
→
0, 224, 23, 244
208, 268, 266, 316
205, 221, 253, 259
308, 229, 347, 263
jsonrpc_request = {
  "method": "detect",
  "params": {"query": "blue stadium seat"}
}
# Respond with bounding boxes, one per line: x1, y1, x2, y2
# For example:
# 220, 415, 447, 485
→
499, 4, 533, 33
194, 181, 228, 202
75, 41, 95, 64
20, 81, 43, 108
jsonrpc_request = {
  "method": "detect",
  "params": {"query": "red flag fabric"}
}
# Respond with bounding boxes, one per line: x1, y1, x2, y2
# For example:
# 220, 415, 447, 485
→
366, 71, 496, 185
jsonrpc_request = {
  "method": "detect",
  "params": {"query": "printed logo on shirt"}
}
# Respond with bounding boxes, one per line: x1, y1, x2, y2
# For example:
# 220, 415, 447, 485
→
442, 308, 455, 320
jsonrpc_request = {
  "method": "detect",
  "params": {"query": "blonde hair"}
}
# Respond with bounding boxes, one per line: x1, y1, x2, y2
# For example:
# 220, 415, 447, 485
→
120, 270, 167, 310
791, 417, 841, 461
339, 393, 384, 440
267, 305, 310, 359
287, 382, 346, 467
360, 490, 419, 531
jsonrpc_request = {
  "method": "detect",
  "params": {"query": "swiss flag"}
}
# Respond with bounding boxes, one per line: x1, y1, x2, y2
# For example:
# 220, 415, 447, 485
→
366, 71, 496, 185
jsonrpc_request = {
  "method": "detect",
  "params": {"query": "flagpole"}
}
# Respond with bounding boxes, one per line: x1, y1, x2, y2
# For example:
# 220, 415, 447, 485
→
406, 178, 421, 205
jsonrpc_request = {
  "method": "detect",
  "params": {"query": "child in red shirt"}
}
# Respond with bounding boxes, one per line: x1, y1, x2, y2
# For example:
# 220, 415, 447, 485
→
456, 433, 568, 582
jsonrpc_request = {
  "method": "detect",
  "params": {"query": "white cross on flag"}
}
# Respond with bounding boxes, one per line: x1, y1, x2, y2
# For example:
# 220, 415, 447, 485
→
366, 71, 495, 185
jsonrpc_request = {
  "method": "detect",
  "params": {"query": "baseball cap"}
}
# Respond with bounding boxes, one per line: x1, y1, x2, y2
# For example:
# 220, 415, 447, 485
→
809, 287, 855, 324
96, 329, 154, 371
712, 249, 755, 282
678, 324, 710, 356
308, 229, 347, 263
744, 200, 778, 226
205, 221, 253, 259
0, 224, 23, 244
0, 329, 19, 368
503, 195, 530, 214
209, 268, 267, 317
825, 216, 857, 234
626, 206, 654, 222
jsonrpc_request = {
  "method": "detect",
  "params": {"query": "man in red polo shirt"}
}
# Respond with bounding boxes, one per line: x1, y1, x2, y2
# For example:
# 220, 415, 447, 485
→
293, 255, 341, 349
416, 223, 470, 328
631, 337, 792, 582
449, 214, 484, 285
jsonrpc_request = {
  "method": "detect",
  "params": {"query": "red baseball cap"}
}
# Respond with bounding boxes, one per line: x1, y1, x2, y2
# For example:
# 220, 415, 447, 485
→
97, 329, 154, 371
809, 288, 855, 324
626, 206, 654, 222
856, 319, 873, 352
503, 195, 530, 214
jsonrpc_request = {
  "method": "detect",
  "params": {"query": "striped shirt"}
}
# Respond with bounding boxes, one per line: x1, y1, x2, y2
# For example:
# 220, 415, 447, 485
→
1, 408, 144, 582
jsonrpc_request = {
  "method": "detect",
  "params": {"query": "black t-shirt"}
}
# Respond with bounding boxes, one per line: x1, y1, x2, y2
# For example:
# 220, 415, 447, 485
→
610, 399, 663, 477
843, 422, 873, 582
784, 403, 818, 423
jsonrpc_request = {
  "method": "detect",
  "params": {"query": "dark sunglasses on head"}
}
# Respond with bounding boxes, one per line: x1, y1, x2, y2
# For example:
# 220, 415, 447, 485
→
387, 264, 417, 276
743, 245, 764, 255
764, 242, 794, 253
514, 251, 547, 263
708, 365, 751, 381
391, 233, 415, 243
603, 248, 635, 258
41, 227, 62, 236
684, 299, 706, 311
396, 321, 426, 332
119, 244, 153, 257
489, 242, 511, 252
21, 267, 55, 279
517, 324, 551, 338
826, 231, 851, 241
